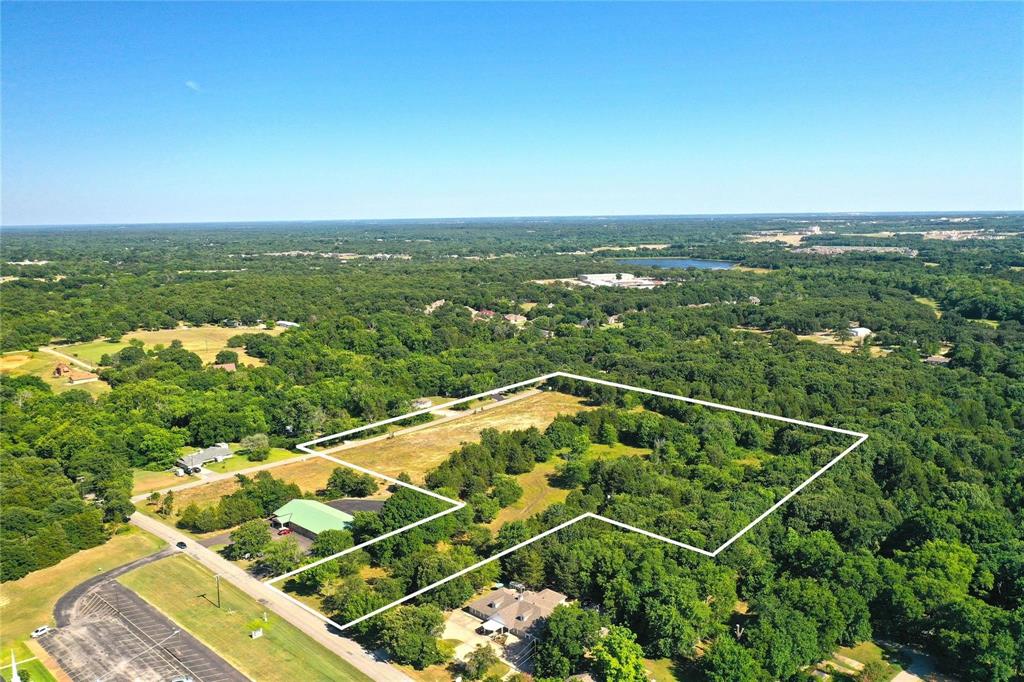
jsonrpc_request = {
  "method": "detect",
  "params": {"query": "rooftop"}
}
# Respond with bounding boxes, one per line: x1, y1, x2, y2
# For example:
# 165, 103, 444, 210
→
177, 443, 232, 468
272, 499, 354, 535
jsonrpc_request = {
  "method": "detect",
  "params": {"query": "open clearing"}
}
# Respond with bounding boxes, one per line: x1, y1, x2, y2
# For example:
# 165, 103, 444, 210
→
119, 554, 370, 682
743, 233, 806, 245
488, 442, 650, 530
0, 527, 165, 646
914, 296, 942, 318
59, 324, 284, 365
324, 391, 588, 482
797, 331, 889, 357
0, 351, 109, 396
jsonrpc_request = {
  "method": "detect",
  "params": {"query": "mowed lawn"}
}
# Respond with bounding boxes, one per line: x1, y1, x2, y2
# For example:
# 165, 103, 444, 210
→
329, 391, 589, 482
59, 324, 283, 365
2, 658, 56, 682
0, 527, 165, 645
119, 555, 371, 682
132, 446, 303, 495
0, 351, 109, 397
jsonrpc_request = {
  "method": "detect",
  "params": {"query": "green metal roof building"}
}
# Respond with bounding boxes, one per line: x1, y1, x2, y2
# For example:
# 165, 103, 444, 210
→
271, 499, 353, 538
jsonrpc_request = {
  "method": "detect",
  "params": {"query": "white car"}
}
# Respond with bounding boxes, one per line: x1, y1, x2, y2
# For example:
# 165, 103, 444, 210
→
30, 625, 51, 638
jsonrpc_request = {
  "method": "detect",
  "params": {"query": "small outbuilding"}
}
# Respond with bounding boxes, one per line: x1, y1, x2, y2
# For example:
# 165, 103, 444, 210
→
271, 499, 354, 539
849, 327, 873, 339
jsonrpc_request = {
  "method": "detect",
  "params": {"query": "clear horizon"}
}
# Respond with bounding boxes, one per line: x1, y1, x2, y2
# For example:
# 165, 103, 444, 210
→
4, 209, 1024, 230
3, 2, 1022, 226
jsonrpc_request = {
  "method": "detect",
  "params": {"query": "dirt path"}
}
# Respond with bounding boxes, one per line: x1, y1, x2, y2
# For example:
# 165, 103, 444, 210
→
40, 346, 96, 372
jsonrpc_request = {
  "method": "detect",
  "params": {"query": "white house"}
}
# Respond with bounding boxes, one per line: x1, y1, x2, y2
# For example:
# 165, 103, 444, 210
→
849, 327, 872, 339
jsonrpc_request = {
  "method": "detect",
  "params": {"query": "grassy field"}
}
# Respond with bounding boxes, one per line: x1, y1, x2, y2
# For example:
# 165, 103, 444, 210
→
119, 555, 370, 682
0, 351, 110, 397
643, 657, 682, 681
488, 441, 650, 530
488, 459, 569, 530
328, 391, 588, 482
914, 296, 942, 318
144, 456, 344, 528
59, 324, 283, 365
831, 642, 902, 681
132, 445, 303, 495
0, 527, 165, 646
797, 331, 889, 357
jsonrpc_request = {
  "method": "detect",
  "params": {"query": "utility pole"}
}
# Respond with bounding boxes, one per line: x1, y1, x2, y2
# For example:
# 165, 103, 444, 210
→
215, 574, 221, 608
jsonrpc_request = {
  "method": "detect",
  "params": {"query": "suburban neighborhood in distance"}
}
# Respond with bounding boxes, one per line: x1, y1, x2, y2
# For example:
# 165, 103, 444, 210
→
2, 2, 1023, 682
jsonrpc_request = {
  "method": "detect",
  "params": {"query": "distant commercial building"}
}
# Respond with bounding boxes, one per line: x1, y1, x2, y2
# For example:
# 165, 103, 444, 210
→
466, 587, 567, 639
271, 499, 354, 539
176, 443, 232, 473
577, 273, 663, 289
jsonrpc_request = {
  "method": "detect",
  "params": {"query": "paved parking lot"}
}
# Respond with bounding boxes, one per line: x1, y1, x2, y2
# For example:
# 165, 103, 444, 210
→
41, 580, 247, 682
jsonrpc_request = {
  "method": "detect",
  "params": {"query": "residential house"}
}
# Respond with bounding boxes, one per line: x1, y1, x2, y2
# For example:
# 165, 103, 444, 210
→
176, 443, 232, 473
466, 587, 567, 639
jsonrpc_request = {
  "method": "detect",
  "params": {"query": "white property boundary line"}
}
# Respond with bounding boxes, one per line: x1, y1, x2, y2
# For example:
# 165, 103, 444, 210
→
264, 371, 868, 633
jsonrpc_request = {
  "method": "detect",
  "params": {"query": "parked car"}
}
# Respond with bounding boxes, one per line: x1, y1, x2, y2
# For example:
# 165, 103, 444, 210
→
31, 626, 51, 638
175, 541, 187, 550
277, 528, 292, 536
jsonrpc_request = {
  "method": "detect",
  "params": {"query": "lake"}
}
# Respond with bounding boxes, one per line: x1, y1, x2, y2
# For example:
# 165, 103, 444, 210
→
616, 257, 735, 270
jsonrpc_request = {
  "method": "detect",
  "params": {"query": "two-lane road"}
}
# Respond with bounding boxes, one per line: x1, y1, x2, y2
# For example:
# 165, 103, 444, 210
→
130, 513, 412, 682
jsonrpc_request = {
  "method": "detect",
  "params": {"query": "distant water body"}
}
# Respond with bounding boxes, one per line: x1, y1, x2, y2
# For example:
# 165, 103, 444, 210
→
616, 257, 735, 270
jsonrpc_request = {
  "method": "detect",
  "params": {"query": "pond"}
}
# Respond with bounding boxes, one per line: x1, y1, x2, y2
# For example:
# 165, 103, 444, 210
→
616, 257, 735, 270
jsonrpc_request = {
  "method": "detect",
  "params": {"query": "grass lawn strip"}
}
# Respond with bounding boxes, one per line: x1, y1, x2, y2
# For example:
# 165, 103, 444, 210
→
118, 554, 370, 682
0, 527, 165, 646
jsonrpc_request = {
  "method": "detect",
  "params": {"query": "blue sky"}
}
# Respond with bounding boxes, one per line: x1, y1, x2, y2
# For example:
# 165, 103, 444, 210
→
2, 2, 1021, 225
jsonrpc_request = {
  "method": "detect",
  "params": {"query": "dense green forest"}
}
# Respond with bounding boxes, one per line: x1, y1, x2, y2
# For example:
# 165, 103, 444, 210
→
2, 214, 1023, 681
